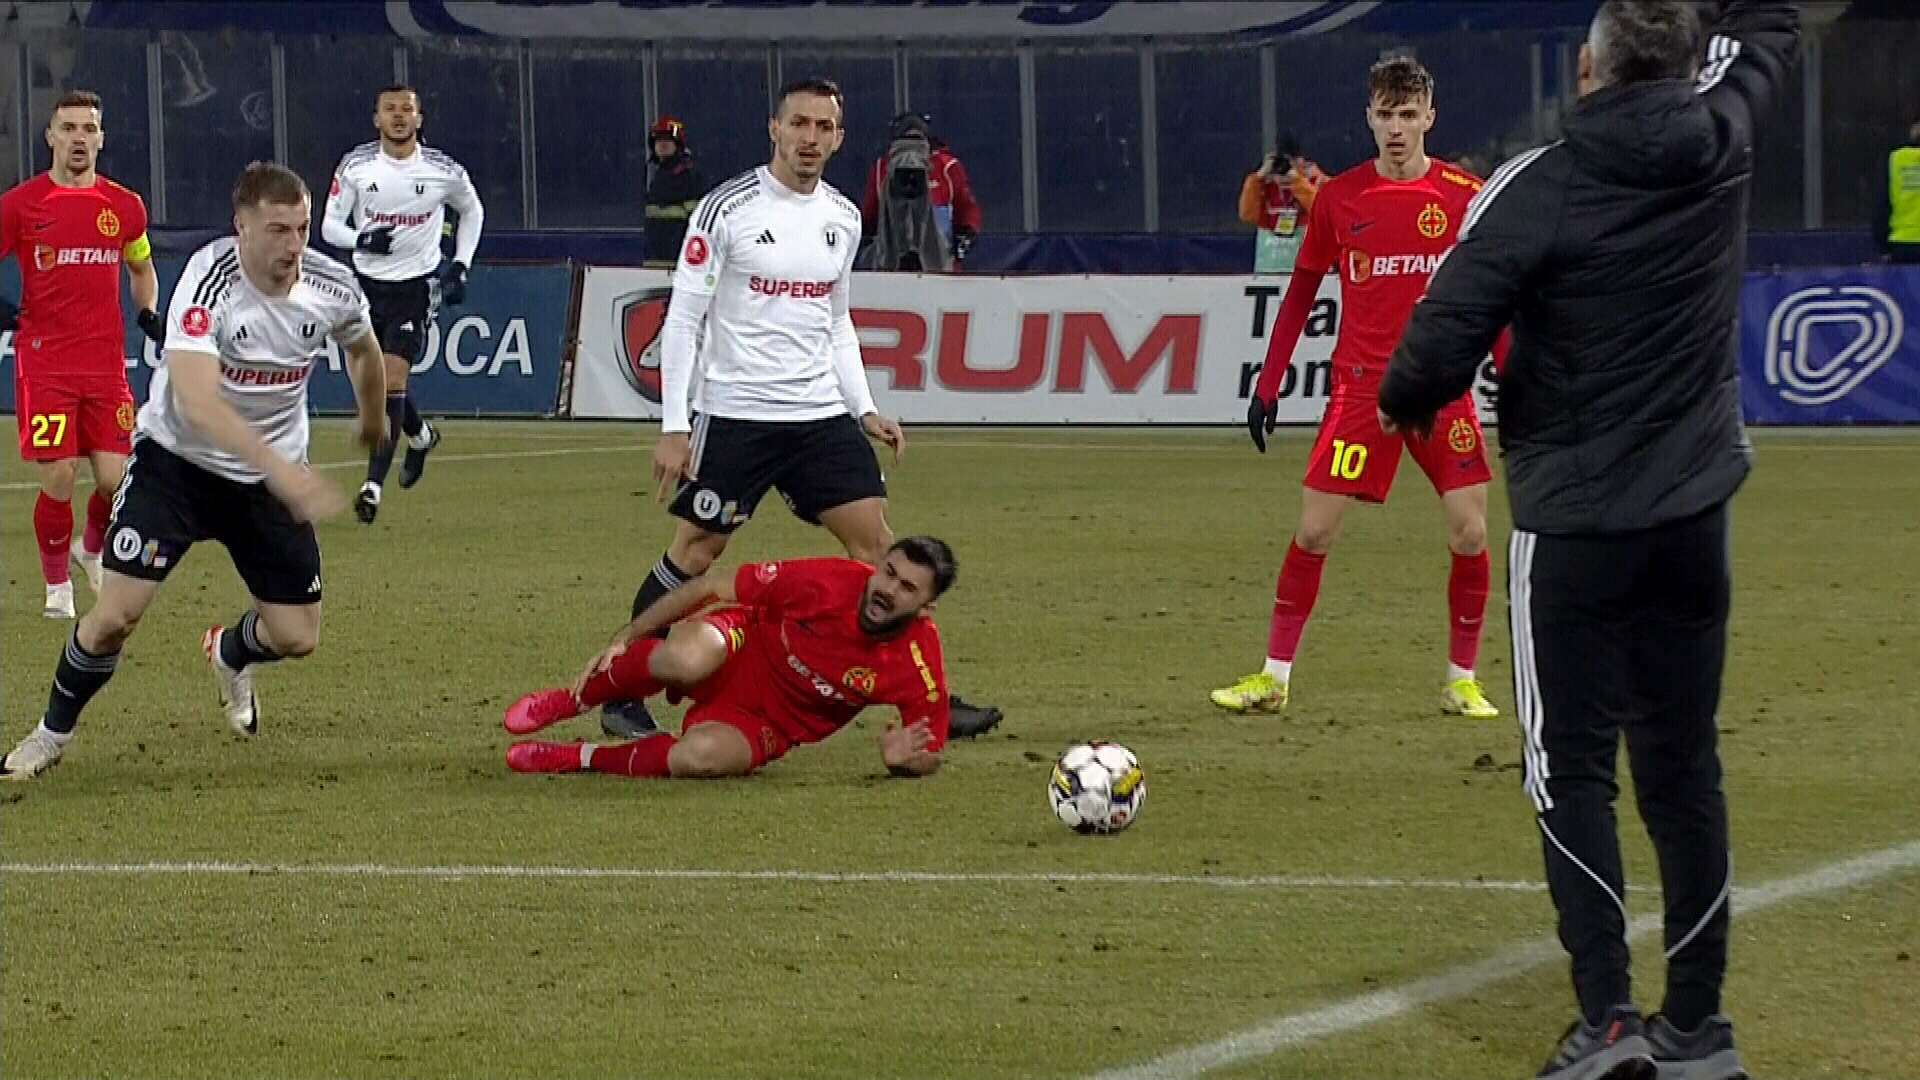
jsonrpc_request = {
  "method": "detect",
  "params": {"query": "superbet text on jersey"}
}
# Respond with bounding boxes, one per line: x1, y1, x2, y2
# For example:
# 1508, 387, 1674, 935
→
1297, 159, 1484, 384
0, 173, 150, 377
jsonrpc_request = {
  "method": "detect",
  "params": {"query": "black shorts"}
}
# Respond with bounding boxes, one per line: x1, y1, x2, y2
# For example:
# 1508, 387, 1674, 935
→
357, 272, 438, 364
670, 413, 886, 533
103, 437, 323, 606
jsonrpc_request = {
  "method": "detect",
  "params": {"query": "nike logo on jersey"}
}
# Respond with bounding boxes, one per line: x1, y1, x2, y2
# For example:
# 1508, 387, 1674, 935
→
755, 230, 776, 245
33, 220, 52, 231
1351, 220, 1375, 233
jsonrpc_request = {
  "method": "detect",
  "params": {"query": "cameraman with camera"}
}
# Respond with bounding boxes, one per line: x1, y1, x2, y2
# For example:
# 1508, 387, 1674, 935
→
860, 112, 980, 272
1239, 133, 1324, 274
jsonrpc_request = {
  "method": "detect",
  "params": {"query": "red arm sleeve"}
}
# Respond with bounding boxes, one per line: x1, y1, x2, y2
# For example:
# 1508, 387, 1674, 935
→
1254, 186, 1338, 403
1491, 328, 1512, 375
894, 624, 950, 753
944, 157, 982, 233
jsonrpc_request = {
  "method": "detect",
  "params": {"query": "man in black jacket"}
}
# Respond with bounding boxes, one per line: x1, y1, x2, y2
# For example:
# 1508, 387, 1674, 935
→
643, 116, 707, 267
1378, 3, 1799, 1079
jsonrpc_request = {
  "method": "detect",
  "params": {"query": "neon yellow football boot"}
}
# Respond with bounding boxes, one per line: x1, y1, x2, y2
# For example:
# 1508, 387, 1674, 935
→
1210, 672, 1289, 713
1443, 675, 1500, 720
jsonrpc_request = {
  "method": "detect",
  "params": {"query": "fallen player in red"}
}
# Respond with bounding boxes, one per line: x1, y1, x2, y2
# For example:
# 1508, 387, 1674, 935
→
504, 536, 957, 779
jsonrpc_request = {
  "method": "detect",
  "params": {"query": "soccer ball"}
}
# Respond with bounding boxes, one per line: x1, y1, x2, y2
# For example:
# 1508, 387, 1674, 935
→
1049, 742, 1146, 834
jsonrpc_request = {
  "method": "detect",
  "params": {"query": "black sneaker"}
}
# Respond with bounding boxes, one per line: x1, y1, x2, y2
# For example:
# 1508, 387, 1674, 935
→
601, 698, 661, 739
398, 424, 441, 489
946, 695, 1004, 739
354, 482, 381, 525
1538, 1005, 1656, 1080
1646, 1015, 1744, 1080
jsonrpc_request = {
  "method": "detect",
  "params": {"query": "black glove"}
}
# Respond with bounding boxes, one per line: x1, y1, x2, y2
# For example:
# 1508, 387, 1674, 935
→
441, 260, 468, 307
356, 225, 395, 255
952, 226, 976, 263
1246, 394, 1279, 453
0, 295, 17, 333
137, 308, 164, 344
946, 696, 1004, 740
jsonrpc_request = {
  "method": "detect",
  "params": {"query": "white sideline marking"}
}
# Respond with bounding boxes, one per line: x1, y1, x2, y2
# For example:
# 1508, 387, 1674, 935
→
0, 861, 1548, 891
1088, 837, 1920, 1080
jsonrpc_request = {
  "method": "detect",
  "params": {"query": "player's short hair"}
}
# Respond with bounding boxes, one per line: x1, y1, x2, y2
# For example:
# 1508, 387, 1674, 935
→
1588, 1, 1703, 86
50, 90, 102, 118
775, 76, 843, 119
1368, 54, 1433, 106
376, 83, 418, 104
892, 536, 958, 597
232, 161, 309, 211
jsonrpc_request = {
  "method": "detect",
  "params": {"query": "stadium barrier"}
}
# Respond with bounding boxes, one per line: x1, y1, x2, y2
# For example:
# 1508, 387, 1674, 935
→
567, 266, 1502, 426
0, 258, 574, 417
6, 260, 1918, 426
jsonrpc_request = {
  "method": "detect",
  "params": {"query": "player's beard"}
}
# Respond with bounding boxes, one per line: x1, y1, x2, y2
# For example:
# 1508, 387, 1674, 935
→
857, 590, 913, 638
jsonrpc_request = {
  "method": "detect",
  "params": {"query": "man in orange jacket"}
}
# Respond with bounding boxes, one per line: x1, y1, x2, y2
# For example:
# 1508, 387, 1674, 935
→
1239, 134, 1325, 274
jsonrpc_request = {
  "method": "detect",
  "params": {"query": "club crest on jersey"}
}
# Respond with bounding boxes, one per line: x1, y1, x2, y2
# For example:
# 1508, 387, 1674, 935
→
1448, 416, 1478, 454
1346, 249, 1372, 284
414, 182, 426, 196
1417, 203, 1449, 239
301, 322, 317, 339
181, 305, 212, 337
684, 234, 710, 267
842, 667, 877, 697
823, 224, 840, 249
96, 208, 120, 238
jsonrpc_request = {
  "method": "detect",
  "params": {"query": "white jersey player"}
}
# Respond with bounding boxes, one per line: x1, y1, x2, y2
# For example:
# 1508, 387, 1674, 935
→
320, 83, 484, 522
2, 164, 387, 781
596, 76, 997, 749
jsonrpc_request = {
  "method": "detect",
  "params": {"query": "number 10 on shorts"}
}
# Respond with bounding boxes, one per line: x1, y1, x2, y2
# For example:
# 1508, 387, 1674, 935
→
1328, 438, 1368, 480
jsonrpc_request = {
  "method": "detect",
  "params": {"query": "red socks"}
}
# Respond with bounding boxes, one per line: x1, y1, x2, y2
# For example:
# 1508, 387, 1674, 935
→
575, 638, 665, 708
33, 493, 72, 586
1267, 540, 1327, 664
82, 492, 110, 557
1448, 550, 1491, 673
587, 737, 676, 778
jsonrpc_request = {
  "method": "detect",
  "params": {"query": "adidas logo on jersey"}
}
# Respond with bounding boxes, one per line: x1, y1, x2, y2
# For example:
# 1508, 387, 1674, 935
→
755, 230, 776, 245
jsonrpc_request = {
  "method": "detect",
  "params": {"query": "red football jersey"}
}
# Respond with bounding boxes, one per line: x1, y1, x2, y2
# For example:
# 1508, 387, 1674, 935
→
731, 558, 951, 749
1, 173, 151, 378
1294, 159, 1484, 385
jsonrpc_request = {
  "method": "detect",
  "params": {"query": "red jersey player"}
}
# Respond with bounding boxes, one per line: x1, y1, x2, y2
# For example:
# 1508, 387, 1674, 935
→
1212, 56, 1501, 721
1, 90, 162, 619
503, 538, 956, 780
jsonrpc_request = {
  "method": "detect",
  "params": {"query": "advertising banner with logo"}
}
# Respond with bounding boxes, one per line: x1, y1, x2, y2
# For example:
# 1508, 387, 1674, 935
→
570, 267, 1502, 425
1740, 264, 1920, 424
2, 258, 572, 417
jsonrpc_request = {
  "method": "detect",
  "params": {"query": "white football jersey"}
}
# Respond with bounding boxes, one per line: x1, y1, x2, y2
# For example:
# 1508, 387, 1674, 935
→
672, 166, 862, 423
322, 141, 483, 281
144, 239, 373, 483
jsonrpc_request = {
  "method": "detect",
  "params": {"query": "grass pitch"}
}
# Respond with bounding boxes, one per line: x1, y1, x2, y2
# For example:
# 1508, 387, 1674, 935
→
3, 422, 1916, 1078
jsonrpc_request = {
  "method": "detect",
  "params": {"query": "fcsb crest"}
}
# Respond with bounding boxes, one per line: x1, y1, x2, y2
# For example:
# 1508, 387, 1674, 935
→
96, 208, 121, 238
116, 402, 135, 432
842, 667, 878, 697
1447, 416, 1477, 454
1417, 203, 1448, 239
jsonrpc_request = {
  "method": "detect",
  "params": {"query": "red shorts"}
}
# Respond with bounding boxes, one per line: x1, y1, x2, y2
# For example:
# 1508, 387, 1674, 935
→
1303, 388, 1490, 504
14, 374, 135, 463
680, 610, 798, 772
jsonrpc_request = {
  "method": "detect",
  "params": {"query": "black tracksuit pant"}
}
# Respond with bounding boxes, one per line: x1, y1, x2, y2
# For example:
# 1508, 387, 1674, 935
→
1506, 502, 1734, 1029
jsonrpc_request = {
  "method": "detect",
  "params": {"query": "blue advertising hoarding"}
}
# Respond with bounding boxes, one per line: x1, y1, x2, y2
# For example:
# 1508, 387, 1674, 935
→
1740, 263, 1920, 425
2, 256, 572, 417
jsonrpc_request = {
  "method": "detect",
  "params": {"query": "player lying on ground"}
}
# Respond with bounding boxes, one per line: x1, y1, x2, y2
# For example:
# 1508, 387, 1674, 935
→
1, 163, 388, 781
503, 537, 956, 780
1, 90, 163, 618
1214, 54, 1505, 721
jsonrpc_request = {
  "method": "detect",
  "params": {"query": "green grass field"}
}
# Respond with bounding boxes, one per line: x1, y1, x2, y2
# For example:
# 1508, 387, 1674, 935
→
4, 421, 1916, 1079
